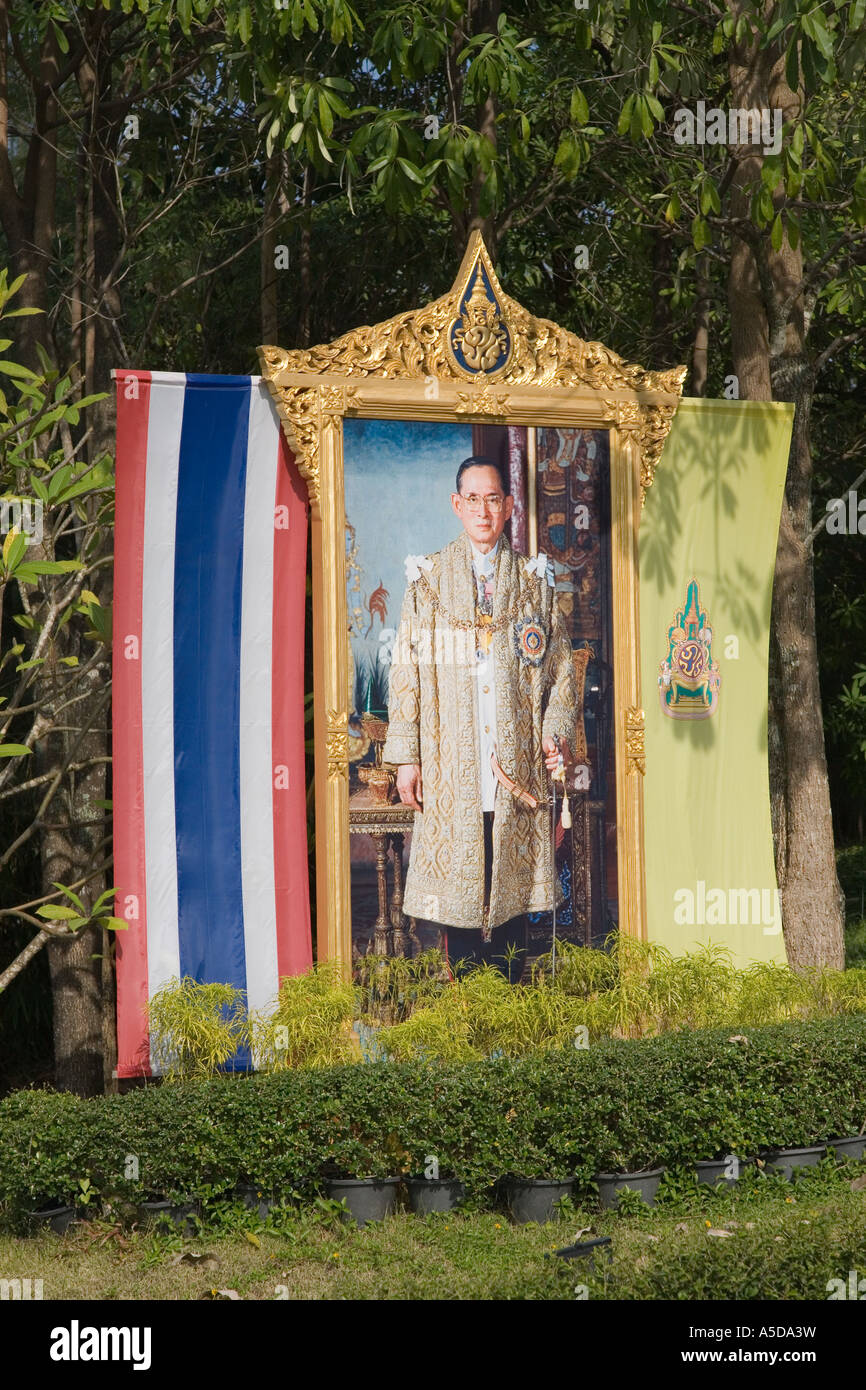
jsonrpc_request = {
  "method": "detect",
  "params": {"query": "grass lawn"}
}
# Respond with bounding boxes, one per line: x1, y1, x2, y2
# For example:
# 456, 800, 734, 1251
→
3, 1159, 865, 1301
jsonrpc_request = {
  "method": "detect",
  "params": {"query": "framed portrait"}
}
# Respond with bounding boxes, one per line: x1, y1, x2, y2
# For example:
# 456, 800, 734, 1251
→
259, 235, 684, 970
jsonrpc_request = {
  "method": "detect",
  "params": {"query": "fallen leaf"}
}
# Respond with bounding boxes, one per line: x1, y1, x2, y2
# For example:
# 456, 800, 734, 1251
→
674, 1222, 689, 1233
245, 1232, 262, 1248
200, 1288, 242, 1300
706, 1229, 734, 1238
851, 1175, 866, 1193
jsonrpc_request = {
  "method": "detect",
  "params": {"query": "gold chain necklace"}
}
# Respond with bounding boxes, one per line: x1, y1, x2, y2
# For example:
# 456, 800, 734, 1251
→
416, 569, 524, 633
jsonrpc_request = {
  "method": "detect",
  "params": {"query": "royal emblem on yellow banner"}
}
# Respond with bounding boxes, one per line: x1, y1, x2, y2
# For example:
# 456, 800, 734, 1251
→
658, 578, 720, 719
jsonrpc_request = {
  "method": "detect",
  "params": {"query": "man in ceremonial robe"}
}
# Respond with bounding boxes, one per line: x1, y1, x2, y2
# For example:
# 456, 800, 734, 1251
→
382, 456, 576, 977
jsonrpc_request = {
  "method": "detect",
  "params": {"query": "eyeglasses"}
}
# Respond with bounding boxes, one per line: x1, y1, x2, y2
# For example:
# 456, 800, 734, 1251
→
459, 493, 505, 512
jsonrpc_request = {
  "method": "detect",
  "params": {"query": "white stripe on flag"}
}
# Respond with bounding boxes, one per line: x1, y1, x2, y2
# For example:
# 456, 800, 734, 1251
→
141, 377, 184, 1018
238, 383, 281, 1017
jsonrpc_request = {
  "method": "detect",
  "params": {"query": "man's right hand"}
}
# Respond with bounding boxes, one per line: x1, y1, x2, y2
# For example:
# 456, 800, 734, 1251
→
396, 763, 423, 811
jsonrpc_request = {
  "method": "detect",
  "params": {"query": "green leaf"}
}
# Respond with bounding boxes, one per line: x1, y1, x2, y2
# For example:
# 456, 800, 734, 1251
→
770, 213, 784, 252
315, 127, 333, 164
570, 88, 589, 125
15, 559, 81, 575
785, 40, 800, 93
101, 917, 130, 931
691, 215, 711, 251
50, 882, 87, 913
0, 743, 32, 756
0, 359, 38, 379
804, 11, 835, 62
397, 157, 423, 184
2, 528, 27, 572
700, 178, 721, 216
616, 93, 635, 137
36, 904, 80, 919
318, 92, 334, 138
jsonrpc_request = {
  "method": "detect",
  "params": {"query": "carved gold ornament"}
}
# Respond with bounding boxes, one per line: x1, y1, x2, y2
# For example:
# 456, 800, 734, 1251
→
625, 707, 646, 775
326, 708, 349, 780
258, 232, 685, 514
455, 384, 511, 416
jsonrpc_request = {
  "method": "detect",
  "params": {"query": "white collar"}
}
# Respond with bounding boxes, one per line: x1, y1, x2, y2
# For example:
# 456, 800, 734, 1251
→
470, 537, 500, 572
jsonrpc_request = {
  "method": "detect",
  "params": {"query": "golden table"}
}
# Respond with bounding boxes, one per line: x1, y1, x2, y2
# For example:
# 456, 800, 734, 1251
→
348, 789, 419, 956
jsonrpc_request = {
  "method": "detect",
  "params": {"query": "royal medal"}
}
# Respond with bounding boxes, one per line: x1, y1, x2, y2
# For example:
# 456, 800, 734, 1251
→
513, 616, 548, 666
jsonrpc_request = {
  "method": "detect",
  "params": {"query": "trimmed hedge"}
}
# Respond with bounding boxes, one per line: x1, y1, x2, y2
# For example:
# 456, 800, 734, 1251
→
1, 1016, 865, 1224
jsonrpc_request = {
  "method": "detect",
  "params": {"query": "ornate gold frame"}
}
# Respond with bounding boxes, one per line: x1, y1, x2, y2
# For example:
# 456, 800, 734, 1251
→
259, 233, 685, 968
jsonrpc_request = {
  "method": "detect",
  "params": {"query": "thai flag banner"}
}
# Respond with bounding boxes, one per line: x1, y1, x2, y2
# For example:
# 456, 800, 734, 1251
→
112, 371, 312, 1077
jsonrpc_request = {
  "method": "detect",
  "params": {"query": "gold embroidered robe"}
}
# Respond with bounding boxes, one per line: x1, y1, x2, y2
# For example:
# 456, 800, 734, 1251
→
382, 530, 576, 930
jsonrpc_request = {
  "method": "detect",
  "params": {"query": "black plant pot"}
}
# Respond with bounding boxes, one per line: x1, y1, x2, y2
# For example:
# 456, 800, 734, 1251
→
596, 1168, 664, 1209
405, 1178, 465, 1215
825, 1135, 866, 1163
235, 1184, 274, 1220
763, 1145, 826, 1180
695, 1157, 752, 1186
29, 1203, 77, 1235
323, 1178, 400, 1227
506, 1179, 574, 1225
138, 1198, 199, 1233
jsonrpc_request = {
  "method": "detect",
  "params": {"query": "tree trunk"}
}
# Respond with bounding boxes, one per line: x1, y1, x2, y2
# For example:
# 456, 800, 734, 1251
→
261, 151, 290, 344
691, 252, 710, 396
35, 11, 120, 1096
0, 7, 59, 369
297, 165, 313, 348
448, 0, 500, 257
727, 1, 844, 967
37, 661, 109, 1098
651, 226, 676, 366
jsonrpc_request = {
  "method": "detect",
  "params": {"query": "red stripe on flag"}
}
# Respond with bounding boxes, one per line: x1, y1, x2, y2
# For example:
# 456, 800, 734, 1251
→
271, 430, 313, 980
113, 370, 152, 1078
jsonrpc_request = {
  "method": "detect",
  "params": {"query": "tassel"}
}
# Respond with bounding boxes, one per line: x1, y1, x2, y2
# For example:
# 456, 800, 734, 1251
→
560, 787, 572, 829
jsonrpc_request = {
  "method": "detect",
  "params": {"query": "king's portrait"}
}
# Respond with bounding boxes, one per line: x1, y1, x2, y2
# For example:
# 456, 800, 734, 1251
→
380, 455, 577, 980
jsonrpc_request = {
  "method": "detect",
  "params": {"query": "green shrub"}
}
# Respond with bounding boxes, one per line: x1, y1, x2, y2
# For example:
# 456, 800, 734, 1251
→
147, 978, 248, 1080
250, 961, 357, 1070
2, 1016, 865, 1226
142, 939, 866, 1079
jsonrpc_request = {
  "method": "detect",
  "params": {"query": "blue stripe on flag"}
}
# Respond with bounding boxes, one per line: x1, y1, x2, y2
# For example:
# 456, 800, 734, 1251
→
173, 377, 251, 1055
